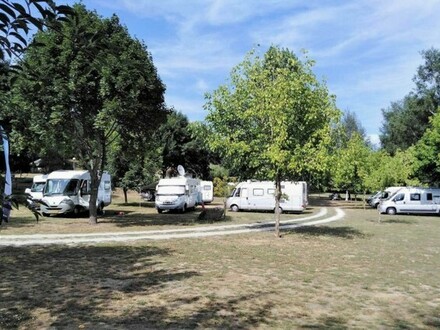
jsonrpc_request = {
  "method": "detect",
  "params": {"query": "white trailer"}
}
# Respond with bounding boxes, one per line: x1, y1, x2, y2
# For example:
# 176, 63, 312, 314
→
226, 180, 307, 213
155, 177, 201, 213
201, 180, 214, 204
379, 186, 440, 215
40, 170, 112, 216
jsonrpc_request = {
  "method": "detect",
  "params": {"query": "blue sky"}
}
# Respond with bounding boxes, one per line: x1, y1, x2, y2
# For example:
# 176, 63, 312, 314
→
63, 0, 440, 145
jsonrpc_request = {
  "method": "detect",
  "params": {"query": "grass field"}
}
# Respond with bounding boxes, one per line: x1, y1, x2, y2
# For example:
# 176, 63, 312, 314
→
1, 189, 440, 329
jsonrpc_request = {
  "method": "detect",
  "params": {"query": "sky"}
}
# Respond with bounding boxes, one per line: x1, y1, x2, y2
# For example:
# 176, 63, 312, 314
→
62, 0, 440, 145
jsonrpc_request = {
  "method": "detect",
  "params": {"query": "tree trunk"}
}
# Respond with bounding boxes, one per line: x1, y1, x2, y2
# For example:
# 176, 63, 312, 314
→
123, 187, 128, 204
274, 175, 282, 238
88, 169, 100, 225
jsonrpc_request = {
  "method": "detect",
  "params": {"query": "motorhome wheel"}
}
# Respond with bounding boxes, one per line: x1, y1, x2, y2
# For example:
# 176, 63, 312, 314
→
73, 206, 82, 216
386, 207, 397, 215
157, 208, 163, 214
231, 205, 239, 212
97, 203, 104, 215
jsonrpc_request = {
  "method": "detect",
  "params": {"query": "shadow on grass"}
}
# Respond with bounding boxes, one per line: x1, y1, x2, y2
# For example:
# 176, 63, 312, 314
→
285, 225, 366, 239
0, 245, 276, 329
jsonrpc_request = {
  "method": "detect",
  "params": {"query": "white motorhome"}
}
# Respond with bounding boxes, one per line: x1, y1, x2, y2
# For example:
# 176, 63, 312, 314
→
25, 174, 48, 209
368, 186, 402, 208
155, 176, 201, 213
226, 180, 307, 213
201, 180, 214, 204
379, 187, 440, 215
25, 174, 48, 200
40, 170, 112, 216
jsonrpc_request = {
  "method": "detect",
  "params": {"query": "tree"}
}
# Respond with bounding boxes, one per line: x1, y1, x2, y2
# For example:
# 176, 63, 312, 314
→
156, 111, 211, 179
331, 133, 371, 199
4, 4, 167, 224
380, 48, 440, 153
413, 110, 440, 185
1, 0, 74, 60
205, 46, 340, 237
341, 110, 366, 143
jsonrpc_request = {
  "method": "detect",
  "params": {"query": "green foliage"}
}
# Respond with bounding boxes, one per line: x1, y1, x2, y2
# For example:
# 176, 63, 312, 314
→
380, 48, 440, 154
155, 111, 211, 179
0, 0, 74, 60
413, 110, 440, 184
205, 46, 340, 181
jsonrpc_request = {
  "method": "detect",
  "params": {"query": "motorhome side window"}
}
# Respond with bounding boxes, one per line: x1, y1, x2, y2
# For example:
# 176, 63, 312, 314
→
394, 193, 404, 202
267, 188, 275, 195
410, 193, 421, 201
65, 179, 79, 195
426, 193, 433, 201
253, 188, 264, 196
80, 180, 91, 195
234, 188, 241, 197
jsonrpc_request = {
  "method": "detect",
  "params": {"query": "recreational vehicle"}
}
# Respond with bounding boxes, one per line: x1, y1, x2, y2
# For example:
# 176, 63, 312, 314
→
40, 170, 112, 216
25, 174, 48, 209
201, 180, 214, 204
155, 176, 201, 213
379, 187, 440, 215
226, 180, 307, 213
368, 186, 402, 208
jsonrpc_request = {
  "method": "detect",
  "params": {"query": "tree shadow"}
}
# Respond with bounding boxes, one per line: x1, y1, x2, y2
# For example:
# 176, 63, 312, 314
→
0, 245, 277, 329
285, 225, 367, 239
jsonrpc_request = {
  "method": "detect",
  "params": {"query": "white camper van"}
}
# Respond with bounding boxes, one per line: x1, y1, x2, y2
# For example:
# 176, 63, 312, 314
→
201, 180, 214, 204
155, 176, 201, 213
368, 186, 402, 208
25, 174, 48, 209
226, 180, 307, 213
40, 170, 112, 216
25, 174, 48, 200
379, 187, 440, 215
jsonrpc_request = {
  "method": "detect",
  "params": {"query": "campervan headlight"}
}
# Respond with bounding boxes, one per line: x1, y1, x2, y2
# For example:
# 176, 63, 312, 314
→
60, 198, 74, 205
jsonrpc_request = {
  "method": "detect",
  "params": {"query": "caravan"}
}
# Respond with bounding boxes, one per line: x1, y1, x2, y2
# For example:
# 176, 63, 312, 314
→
379, 187, 440, 215
201, 180, 214, 204
226, 180, 307, 213
40, 170, 112, 216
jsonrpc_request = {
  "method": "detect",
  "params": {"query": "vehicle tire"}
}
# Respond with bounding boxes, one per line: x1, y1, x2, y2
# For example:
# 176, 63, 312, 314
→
231, 204, 239, 212
386, 207, 397, 215
157, 208, 163, 214
374, 203, 379, 208
42, 212, 50, 217
274, 206, 283, 214
73, 206, 82, 217
97, 203, 104, 215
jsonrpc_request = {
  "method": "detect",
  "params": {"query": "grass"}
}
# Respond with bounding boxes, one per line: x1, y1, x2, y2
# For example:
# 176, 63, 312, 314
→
1, 190, 440, 328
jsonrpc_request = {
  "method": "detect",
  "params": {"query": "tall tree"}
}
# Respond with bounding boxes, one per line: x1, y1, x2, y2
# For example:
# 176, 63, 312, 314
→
3, 4, 167, 224
380, 48, 440, 153
205, 46, 340, 237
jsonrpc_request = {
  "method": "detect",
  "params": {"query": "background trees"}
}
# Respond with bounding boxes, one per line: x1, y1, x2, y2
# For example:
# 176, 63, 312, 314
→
205, 46, 340, 236
3, 4, 167, 223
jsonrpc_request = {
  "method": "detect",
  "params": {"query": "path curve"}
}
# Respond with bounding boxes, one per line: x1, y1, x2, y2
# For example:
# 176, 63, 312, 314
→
0, 207, 345, 246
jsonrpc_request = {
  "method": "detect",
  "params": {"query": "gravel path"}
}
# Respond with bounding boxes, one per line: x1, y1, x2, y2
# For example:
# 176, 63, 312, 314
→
0, 207, 345, 246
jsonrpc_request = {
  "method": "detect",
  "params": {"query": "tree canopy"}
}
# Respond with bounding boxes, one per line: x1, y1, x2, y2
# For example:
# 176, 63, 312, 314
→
3, 4, 167, 223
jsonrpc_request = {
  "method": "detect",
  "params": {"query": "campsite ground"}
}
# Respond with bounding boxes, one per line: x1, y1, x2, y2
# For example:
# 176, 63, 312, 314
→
1, 189, 440, 329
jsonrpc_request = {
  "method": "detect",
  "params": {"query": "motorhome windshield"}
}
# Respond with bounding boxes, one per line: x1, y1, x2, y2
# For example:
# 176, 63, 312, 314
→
31, 182, 46, 192
44, 179, 79, 196
156, 185, 185, 196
